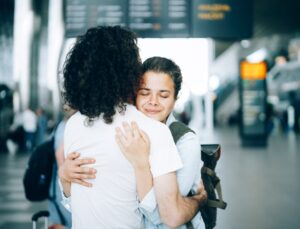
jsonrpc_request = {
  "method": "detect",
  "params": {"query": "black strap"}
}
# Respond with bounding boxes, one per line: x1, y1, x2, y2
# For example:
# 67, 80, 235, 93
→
202, 167, 227, 210
169, 121, 195, 143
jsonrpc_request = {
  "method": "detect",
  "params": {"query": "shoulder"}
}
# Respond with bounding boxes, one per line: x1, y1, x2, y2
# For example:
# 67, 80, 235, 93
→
177, 131, 199, 146
168, 120, 195, 143
65, 112, 82, 129
171, 122, 200, 155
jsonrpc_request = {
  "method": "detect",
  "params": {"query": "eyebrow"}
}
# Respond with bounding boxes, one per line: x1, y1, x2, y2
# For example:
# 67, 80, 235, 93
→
139, 87, 171, 93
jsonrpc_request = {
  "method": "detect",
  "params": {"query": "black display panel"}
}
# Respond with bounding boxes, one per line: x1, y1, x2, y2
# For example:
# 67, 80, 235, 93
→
64, 0, 253, 39
241, 80, 266, 135
128, 0, 190, 38
192, 0, 253, 39
65, 0, 127, 38
239, 61, 268, 146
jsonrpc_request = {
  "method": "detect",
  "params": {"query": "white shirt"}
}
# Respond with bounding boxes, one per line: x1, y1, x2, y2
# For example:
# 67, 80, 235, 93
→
64, 104, 183, 229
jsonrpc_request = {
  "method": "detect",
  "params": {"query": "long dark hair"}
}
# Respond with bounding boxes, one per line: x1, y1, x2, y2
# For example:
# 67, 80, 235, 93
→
63, 26, 142, 124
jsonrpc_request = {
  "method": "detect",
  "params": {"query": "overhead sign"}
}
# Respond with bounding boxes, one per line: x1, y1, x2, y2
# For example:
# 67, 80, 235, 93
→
128, 0, 190, 38
64, 0, 253, 39
65, 0, 127, 38
192, 0, 253, 39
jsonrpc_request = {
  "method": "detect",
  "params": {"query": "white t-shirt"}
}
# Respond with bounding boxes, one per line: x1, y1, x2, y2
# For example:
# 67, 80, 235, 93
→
64, 104, 183, 229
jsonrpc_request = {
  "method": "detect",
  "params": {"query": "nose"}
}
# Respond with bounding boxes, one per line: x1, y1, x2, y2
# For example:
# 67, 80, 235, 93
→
148, 94, 159, 106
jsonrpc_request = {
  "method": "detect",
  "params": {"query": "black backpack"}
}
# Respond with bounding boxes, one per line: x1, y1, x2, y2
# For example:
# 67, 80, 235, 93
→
169, 121, 227, 229
23, 127, 67, 225
23, 136, 55, 201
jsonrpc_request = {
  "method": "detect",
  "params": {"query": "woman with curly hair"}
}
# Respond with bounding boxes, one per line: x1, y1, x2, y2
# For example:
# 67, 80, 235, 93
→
61, 26, 206, 229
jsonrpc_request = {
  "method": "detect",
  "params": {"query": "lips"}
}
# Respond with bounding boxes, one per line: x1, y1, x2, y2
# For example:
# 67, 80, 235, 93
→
145, 109, 160, 114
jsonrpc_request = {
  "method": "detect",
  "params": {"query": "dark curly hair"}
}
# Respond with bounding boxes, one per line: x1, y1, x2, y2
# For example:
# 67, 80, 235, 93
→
63, 26, 142, 124
141, 56, 182, 99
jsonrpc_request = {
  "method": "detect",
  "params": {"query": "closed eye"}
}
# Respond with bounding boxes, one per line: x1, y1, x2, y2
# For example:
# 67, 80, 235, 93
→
160, 91, 170, 98
138, 89, 150, 96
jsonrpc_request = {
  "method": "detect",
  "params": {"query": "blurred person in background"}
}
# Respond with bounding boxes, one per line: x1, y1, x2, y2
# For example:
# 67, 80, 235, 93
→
35, 107, 48, 145
23, 107, 37, 152
6, 110, 25, 153
0, 84, 13, 153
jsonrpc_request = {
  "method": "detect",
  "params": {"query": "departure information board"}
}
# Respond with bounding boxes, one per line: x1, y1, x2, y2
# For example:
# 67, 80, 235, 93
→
192, 0, 253, 39
64, 0, 253, 39
128, 0, 190, 38
65, 0, 127, 38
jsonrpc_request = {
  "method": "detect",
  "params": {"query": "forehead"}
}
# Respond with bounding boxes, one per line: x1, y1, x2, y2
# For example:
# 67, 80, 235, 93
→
141, 71, 175, 90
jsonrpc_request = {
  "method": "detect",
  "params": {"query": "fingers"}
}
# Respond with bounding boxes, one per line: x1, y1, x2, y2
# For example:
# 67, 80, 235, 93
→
68, 167, 97, 187
74, 158, 96, 166
74, 166, 97, 175
67, 152, 95, 166
115, 127, 128, 147
122, 122, 133, 140
139, 129, 150, 145
67, 152, 80, 160
131, 121, 141, 139
72, 169, 97, 180
118, 121, 144, 139
73, 179, 93, 187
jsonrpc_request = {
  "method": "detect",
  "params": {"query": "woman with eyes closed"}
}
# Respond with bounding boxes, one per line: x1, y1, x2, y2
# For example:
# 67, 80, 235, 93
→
60, 56, 206, 228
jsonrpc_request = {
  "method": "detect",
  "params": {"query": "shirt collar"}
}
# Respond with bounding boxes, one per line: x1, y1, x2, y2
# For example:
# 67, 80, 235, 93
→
166, 113, 176, 127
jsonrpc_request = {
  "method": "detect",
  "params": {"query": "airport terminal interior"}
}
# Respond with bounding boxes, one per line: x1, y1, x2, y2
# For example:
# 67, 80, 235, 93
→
1, 0, 300, 228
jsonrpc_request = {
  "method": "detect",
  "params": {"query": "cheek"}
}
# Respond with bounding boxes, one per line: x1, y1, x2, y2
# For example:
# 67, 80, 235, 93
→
135, 97, 145, 110
162, 99, 175, 113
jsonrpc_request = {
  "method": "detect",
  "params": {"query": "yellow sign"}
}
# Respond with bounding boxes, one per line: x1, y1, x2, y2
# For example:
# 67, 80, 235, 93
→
198, 4, 231, 21
240, 61, 267, 80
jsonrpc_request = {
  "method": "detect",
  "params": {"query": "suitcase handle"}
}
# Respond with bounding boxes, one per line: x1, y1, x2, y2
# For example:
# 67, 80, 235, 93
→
32, 210, 50, 222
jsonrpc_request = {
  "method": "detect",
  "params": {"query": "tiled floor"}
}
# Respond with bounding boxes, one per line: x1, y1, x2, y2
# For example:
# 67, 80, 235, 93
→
0, 126, 299, 229
206, 127, 300, 229
0, 152, 47, 229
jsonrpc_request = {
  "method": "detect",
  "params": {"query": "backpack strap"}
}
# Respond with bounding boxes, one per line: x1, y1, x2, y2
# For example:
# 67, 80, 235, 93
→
201, 167, 227, 210
169, 121, 195, 143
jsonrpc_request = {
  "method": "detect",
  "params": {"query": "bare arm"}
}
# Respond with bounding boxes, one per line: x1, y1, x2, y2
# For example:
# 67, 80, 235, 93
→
154, 172, 207, 228
115, 122, 152, 200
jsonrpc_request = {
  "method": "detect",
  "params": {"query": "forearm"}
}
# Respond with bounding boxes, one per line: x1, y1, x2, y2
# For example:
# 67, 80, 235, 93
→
175, 191, 207, 222
60, 179, 71, 197
59, 165, 71, 197
134, 165, 153, 201
155, 172, 207, 228
159, 194, 203, 227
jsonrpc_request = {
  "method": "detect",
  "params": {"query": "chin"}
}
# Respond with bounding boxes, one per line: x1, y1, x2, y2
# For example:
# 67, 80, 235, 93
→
146, 113, 160, 121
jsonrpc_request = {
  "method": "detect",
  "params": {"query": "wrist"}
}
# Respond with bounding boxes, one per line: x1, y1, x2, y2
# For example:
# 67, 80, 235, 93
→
60, 176, 71, 185
133, 162, 150, 171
